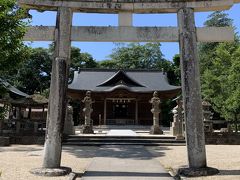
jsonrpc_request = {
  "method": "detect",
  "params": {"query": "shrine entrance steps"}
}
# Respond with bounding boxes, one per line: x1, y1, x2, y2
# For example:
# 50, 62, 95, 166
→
63, 132, 185, 146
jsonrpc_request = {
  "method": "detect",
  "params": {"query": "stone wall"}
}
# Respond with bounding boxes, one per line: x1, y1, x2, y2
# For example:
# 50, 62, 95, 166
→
205, 132, 240, 145
9, 136, 44, 145
0, 136, 10, 146
2, 133, 240, 145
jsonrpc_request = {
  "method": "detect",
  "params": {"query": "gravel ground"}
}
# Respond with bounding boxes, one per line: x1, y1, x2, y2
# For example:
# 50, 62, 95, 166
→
0, 145, 99, 180
147, 145, 240, 180
0, 145, 240, 180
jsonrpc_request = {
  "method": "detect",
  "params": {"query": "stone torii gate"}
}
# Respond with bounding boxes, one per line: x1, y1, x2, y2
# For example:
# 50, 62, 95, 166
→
18, 0, 239, 177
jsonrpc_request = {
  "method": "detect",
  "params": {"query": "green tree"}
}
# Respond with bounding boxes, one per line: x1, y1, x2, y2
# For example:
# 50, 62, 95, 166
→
167, 54, 181, 86
204, 11, 233, 27
0, 0, 29, 80
15, 48, 52, 95
219, 45, 240, 131
100, 43, 180, 85
198, 11, 240, 131
0, 0, 29, 119
70, 47, 98, 79
198, 11, 233, 75
106, 43, 171, 70
98, 59, 117, 69
201, 43, 240, 131
14, 46, 98, 95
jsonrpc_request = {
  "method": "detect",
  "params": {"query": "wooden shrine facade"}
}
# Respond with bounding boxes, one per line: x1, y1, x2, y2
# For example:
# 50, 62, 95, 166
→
68, 69, 180, 125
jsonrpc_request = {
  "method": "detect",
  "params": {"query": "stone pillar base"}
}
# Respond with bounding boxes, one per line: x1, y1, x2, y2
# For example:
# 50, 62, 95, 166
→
170, 121, 180, 136
30, 167, 72, 176
175, 135, 185, 140
150, 125, 163, 135
64, 124, 75, 135
177, 167, 219, 177
81, 125, 94, 134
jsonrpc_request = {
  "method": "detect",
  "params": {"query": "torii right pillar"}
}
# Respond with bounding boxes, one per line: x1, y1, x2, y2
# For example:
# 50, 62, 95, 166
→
177, 7, 219, 176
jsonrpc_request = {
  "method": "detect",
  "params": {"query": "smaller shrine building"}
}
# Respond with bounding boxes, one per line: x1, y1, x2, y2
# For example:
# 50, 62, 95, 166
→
68, 69, 181, 126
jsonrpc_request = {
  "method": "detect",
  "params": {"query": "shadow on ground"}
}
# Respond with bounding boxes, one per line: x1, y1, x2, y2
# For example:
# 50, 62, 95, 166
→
0, 145, 43, 152
218, 170, 240, 176
63, 145, 172, 160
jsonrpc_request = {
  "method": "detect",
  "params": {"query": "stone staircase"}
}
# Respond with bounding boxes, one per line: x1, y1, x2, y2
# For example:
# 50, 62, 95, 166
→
63, 134, 185, 146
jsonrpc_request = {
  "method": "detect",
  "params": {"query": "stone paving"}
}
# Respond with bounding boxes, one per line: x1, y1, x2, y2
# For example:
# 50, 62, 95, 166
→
107, 130, 137, 136
81, 145, 173, 180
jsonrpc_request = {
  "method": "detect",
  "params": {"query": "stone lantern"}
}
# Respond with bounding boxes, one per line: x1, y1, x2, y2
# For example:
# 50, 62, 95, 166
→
63, 99, 75, 135
149, 91, 163, 134
202, 100, 213, 132
170, 97, 184, 139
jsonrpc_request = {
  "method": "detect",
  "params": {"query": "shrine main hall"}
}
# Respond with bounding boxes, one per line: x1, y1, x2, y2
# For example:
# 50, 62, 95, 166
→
68, 69, 180, 126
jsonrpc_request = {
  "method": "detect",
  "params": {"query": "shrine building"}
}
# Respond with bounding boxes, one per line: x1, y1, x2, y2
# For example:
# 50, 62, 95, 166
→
68, 69, 180, 126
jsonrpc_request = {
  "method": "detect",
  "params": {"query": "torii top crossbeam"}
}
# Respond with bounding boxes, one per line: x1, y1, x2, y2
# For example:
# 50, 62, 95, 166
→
18, 0, 240, 13
19, 0, 239, 43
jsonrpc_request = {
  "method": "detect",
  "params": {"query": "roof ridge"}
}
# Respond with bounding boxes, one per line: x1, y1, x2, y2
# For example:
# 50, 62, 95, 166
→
78, 68, 164, 73
97, 70, 145, 87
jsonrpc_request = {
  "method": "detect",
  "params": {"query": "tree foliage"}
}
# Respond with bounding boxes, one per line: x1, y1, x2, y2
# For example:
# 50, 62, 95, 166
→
168, 54, 181, 86
102, 43, 171, 70
69, 47, 98, 80
99, 43, 181, 86
198, 11, 234, 75
201, 43, 240, 130
0, 0, 29, 79
204, 11, 233, 27
15, 48, 52, 95
0, 0, 30, 119
200, 11, 240, 130
14, 46, 98, 95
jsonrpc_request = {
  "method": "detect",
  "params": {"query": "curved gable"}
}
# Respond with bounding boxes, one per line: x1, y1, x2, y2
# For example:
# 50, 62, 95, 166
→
97, 70, 145, 87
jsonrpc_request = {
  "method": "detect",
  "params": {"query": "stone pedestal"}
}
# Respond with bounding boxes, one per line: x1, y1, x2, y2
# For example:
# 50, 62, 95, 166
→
171, 124, 184, 138
227, 123, 232, 133
150, 125, 163, 134
170, 106, 179, 136
16, 121, 21, 133
34, 122, 38, 133
170, 121, 182, 136
171, 104, 184, 140
178, 167, 219, 178
30, 167, 72, 177
64, 105, 75, 135
81, 125, 94, 134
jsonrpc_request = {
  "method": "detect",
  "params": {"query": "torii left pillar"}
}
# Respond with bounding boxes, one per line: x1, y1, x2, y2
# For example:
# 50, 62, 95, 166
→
30, 7, 73, 176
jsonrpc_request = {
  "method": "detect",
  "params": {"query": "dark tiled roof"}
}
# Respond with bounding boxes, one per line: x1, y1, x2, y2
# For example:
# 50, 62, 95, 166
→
68, 69, 181, 93
10, 94, 48, 107
0, 79, 28, 97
